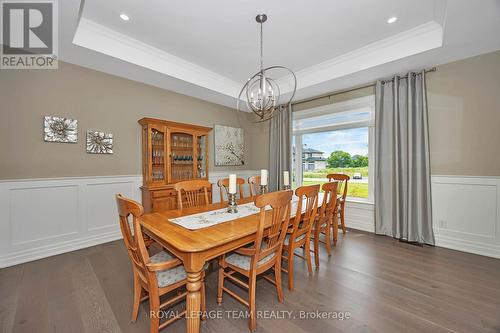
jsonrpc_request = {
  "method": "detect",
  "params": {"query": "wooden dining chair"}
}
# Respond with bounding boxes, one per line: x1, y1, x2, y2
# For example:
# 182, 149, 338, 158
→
174, 180, 211, 210
281, 184, 320, 290
326, 173, 350, 240
217, 190, 293, 332
116, 194, 206, 333
217, 177, 247, 202
247, 175, 261, 198
311, 181, 338, 267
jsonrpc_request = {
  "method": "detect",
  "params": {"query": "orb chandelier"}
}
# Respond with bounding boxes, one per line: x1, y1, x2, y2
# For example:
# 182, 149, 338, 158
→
237, 14, 297, 122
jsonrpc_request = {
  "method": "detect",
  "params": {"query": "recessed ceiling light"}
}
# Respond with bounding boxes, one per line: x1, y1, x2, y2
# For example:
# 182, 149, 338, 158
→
387, 16, 397, 24
120, 14, 130, 21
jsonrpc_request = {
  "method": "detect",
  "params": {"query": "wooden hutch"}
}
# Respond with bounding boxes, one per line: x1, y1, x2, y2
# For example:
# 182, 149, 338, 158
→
138, 118, 212, 212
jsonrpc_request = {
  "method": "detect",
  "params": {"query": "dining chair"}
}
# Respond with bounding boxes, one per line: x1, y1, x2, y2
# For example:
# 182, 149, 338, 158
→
281, 184, 320, 290
311, 181, 338, 267
326, 173, 350, 242
217, 190, 293, 332
217, 177, 247, 202
116, 194, 206, 333
174, 180, 212, 210
247, 175, 261, 198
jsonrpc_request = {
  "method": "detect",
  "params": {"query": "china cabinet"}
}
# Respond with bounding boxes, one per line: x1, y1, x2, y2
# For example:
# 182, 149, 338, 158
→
138, 118, 212, 212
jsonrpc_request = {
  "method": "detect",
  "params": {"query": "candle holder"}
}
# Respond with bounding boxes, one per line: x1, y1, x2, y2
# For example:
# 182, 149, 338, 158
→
227, 193, 238, 213
283, 185, 291, 191
259, 185, 268, 195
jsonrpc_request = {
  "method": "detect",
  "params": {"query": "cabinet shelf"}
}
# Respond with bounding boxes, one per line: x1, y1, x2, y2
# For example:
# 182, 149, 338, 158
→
139, 117, 212, 213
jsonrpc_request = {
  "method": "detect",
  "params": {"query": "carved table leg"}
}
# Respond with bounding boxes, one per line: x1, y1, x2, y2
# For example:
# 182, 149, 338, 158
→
186, 270, 203, 333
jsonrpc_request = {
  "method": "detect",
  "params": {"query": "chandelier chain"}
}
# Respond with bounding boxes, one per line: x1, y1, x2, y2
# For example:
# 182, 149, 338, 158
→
259, 19, 263, 71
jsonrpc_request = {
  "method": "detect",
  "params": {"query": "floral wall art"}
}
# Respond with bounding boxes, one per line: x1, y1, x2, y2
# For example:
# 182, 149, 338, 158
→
214, 124, 244, 166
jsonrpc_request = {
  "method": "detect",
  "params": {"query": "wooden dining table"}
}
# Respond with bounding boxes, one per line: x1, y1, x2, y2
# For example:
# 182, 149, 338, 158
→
139, 192, 326, 333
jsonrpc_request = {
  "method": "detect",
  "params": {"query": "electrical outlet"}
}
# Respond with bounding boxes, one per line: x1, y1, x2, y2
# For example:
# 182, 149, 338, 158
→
438, 219, 447, 228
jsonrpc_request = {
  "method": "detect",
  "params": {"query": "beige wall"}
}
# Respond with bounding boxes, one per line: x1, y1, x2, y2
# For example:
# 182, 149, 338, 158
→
427, 50, 500, 176
0, 62, 269, 179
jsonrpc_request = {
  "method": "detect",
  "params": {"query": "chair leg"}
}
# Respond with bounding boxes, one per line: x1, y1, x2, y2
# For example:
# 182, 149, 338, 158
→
287, 246, 294, 291
217, 257, 224, 305
304, 236, 313, 274
325, 221, 332, 256
248, 272, 257, 332
149, 292, 160, 333
313, 229, 320, 268
333, 216, 339, 246
131, 272, 141, 322
340, 204, 347, 233
274, 260, 284, 303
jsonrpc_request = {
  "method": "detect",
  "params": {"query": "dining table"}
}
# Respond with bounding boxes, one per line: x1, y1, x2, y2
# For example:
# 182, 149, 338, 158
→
139, 192, 325, 333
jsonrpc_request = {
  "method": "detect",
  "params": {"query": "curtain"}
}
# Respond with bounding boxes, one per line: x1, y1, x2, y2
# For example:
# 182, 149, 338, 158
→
375, 71, 435, 245
269, 103, 292, 192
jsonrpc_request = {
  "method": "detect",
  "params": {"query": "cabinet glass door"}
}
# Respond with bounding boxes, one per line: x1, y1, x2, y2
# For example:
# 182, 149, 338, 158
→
196, 134, 207, 179
170, 132, 194, 181
151, 127, 166, 183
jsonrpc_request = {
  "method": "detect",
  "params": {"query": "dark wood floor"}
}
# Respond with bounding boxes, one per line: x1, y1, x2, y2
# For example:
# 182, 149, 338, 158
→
1, 230, 500, 333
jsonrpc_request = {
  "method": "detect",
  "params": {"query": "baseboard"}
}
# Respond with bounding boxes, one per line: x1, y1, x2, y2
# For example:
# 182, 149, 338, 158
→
434, 234, 500, 259
0, 229, 123, 268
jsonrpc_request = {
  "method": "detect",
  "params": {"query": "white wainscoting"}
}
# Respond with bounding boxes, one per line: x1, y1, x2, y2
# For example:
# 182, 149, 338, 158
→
432, 175, 500, 259
0, 175, 142, 268
344, 200, 375, 233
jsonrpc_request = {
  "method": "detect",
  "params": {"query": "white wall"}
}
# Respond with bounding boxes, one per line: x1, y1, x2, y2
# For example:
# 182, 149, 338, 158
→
0, 171, 259, 268
2, 173, 497, 268
432, 175, 500, 259
344, 175, 500, 260
0, 175, 142, 268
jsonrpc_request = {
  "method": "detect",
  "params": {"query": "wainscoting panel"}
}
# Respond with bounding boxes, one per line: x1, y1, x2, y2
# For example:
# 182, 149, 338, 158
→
432, 175, 500, 259
0, 175, 142, 268
344, 201, 375, 233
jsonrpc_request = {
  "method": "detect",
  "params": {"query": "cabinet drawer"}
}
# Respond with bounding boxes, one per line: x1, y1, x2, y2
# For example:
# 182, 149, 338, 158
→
152, 189, 176, 198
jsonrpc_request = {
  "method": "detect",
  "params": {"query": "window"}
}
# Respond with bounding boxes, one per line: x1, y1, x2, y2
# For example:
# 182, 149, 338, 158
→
292, 95, 375, 202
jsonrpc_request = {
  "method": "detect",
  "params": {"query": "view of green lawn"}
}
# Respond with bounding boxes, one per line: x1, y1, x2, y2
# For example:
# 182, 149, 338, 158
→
301, 179, 369, 198
303, 166, 368, 179
298, 167, 369, 198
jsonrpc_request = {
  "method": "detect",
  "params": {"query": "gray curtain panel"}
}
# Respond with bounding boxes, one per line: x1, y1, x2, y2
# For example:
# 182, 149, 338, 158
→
374, 71, 435, 245
269, 103, 292, 192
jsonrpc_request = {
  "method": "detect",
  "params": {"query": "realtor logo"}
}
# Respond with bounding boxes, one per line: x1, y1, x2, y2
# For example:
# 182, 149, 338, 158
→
1, 0, 58, 69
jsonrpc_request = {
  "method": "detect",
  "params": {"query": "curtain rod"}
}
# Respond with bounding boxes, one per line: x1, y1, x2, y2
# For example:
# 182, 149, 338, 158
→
292, 67, 437, 106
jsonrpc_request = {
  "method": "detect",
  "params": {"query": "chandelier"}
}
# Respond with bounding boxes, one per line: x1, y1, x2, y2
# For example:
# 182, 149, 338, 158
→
237, 14, 297, 121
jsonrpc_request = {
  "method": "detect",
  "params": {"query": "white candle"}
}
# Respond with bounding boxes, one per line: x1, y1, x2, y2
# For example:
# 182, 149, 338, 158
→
283, 171, 290, 186
228, 174, 237, 194
261, 169, 268, 186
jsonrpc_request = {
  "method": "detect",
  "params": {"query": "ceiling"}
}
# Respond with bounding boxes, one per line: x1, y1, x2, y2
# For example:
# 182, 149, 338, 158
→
59, 0, 500, 109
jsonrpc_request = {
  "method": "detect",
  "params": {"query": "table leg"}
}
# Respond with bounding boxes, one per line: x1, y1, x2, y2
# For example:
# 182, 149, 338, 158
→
186, 270, 202, 333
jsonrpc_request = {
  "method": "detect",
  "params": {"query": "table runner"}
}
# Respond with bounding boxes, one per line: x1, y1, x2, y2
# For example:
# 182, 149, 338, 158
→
170, 193, 324, 230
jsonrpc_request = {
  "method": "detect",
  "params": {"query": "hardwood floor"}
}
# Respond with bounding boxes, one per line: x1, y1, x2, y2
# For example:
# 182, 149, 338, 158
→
1, 230, 500, 333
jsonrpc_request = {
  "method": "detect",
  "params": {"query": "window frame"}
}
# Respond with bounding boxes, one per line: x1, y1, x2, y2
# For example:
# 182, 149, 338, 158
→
292, 95, 375, 204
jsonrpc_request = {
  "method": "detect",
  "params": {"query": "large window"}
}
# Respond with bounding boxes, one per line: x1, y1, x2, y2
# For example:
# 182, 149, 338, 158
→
292, 95, 374, 202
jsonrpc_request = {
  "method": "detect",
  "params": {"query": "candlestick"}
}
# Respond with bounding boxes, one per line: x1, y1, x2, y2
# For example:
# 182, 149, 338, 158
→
283, 171, 290, 186
227, 193, 238, 213
228, 174, 237, 194
261, 169, 268, 186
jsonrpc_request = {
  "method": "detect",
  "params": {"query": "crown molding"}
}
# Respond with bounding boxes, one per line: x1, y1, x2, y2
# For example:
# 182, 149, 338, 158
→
72, 18, 242, 98
278, 21, 444, 95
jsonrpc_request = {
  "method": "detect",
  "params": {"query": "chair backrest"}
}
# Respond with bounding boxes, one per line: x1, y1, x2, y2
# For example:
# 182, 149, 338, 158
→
326, 173, 350, 200
318, 182, 338, 226
174, 180, 211, 209
217, 177, 246, 202
115, 194, 152, 287
290, 184, 320, 239
253, 190, 293, 265
248, 175, 261, 198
